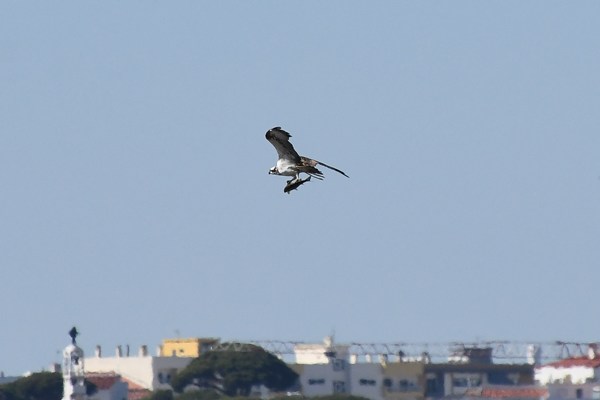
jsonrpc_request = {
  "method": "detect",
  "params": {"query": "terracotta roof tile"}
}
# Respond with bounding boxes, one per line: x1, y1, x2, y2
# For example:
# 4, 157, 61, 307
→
86, 373, 151, 399
121, 377, 146, 390
466, 385, 548, 399
86, 372, 121, 390
481, 386, 548, 398
542, 357, 600, 369
119, 376, 152, 400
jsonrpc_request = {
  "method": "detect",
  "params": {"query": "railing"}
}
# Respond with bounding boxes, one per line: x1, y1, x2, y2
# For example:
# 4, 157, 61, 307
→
211, 340, 600, 364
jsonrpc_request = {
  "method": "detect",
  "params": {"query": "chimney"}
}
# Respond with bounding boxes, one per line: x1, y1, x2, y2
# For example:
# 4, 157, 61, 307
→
527, 345, 542, 365
422, 352, 431, 363
379, 354, 388, 366
95, 345, 102, 358
139, 345, 148, 357
126, 345, 130, 357
588, 344, 599, 359
116, 345, 122, 357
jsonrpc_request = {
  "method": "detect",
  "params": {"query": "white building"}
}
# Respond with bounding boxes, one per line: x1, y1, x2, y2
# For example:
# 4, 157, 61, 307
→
291, 336, 426, 400
84, 345, 193, 390
349, 362, 385, 400
292, 336, 351, 397
294, 336, 350, 365
296, 362, 349, 398
536, 355, 600, 385
535, 348, 600, 400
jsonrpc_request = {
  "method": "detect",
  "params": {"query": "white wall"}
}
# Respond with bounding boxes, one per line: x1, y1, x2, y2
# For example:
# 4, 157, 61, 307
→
152, 357, 194, 389
536, 366, 596, 385
294, 346, 350, 365
349, 363, 383, 400
85, 355, 192, 390
547, 383, 600, 400
299, 362, 349, 397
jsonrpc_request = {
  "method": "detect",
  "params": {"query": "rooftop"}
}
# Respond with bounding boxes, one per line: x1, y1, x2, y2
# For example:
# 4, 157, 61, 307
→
541, 357, 600, 369
466, 385, 549, 399
86, 372, 121, 390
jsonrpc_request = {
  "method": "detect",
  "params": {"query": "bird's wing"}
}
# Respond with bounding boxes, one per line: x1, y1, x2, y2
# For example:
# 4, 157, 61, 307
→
265, 127, 301, 163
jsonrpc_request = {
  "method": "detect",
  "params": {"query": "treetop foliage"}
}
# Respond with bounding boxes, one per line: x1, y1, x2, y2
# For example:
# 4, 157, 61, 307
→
171, 343, 298, 396
0, 372, 97, 400
0, 372, 62, 400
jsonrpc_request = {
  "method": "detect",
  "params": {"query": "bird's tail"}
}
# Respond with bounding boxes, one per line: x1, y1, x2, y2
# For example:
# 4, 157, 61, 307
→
300, 156, 349, 178
317, 160, 349, 178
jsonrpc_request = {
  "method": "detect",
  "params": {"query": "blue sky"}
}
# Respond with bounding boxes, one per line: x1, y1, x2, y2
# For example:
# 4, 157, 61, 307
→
1, 1, 599, 375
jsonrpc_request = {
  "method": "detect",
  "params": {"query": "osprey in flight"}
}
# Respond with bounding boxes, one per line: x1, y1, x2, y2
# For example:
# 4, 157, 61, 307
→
266, 126, 348, 193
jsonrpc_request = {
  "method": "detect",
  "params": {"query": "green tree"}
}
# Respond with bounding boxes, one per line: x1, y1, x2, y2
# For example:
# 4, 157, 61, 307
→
0, 386, 15, 400
0, 372, 97, 400
1, 372, 62, 400
311, 396, 370, 400
176, 390, 221, 400
171, 343, 298, 396
140, 389, 174, 400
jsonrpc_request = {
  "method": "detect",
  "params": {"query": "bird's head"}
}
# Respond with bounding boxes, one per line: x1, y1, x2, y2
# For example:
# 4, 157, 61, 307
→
268, 166, 278, 175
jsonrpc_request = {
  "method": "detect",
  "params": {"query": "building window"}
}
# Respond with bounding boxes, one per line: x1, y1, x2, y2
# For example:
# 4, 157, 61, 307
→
453, 375, 481, 388
383, 378, 392, 388
576, 389, 584, 399
308, 379, 325, 385
426, 378, 438, 393
359, 379, 376, 386
333, 359, 346, 371
333, 381, 346, 393
453, 378, 469, 387
400, 379, 420, 392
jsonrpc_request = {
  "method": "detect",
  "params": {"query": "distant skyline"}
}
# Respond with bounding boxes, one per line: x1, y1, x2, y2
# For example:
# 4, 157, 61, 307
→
2, 1, 599, 376
18, 335, 600, 375
7, 333, 600, 376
